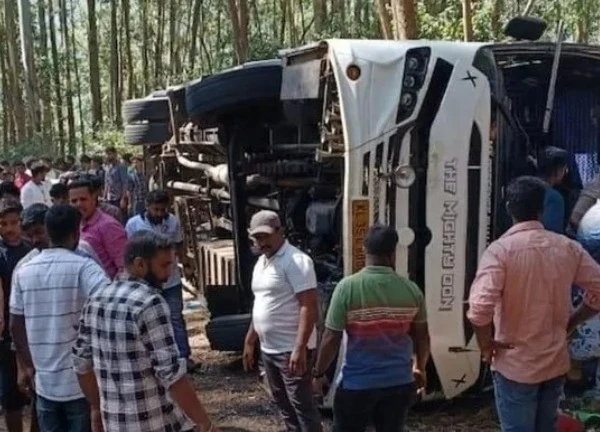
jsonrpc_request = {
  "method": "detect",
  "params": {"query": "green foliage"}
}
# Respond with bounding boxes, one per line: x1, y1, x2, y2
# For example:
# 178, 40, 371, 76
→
0, 126, 134, 161
417, 2, 463, 41
0, 137, 48, 162
415, 0, 600, 43
82, 126, 131, 156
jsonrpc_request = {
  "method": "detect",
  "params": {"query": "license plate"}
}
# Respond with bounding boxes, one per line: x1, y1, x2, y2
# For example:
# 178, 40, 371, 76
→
351, 199, 369, 273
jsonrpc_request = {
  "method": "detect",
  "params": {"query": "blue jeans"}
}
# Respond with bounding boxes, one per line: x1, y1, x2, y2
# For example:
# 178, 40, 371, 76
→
493, 372, 564, 432
161, 284, 191, 359
36, 395, 90, 432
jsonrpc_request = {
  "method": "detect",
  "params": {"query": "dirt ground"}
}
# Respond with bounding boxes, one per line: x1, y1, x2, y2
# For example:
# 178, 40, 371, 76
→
184, 309, 501, 432
1, 307, 501, 432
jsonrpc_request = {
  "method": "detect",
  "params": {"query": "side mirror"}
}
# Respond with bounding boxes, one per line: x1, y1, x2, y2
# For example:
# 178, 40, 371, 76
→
504, 16, 547, 41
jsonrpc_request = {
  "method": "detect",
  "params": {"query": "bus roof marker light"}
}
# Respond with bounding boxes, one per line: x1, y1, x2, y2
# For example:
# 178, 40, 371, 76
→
346, 64, 361, 81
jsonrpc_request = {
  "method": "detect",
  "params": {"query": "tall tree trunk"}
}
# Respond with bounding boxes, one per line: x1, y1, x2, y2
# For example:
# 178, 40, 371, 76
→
169, 0, 177, 78
353, 0, 363, 35
70, 0, 85, 151
17, 0, 40, 136
522, 0, 535, 15
4, 0, 27, 142
278, 0, 286, 45
199, 0, 213, 74
216, 0, 223, 70
491, 0, 503, 37
87, 0, 102, 129
286, 0, 297, 45
59, 0, 76, 153
141, 0, 150, 94
462, 0, 473, 41
189, 0, 202, 75
390, 0, 417, 39
251, 0, 262, 40
0, 23, 11, 148
272, 0, 277, 40
332, 0, 346, 36
122, 0, 134, 98
375, 0, 393, 39
37, 0, 53, 143
313, 0, 325, 33
48, 0, 65, 154
154, 1, 165, 88
110, 0, 122, 126
227, 0, 249, 64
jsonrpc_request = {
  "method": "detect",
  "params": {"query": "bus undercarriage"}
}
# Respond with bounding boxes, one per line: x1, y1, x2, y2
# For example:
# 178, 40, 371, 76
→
125, 19, 600, 402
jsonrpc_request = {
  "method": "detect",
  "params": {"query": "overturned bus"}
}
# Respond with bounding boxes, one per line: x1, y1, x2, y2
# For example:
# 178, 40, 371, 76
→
123, 17, 597, 403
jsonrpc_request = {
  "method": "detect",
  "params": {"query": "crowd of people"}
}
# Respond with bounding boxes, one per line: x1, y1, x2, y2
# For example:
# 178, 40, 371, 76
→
0, 147, 215, 432
0, 148, 147, 218
0, 142, 599, 432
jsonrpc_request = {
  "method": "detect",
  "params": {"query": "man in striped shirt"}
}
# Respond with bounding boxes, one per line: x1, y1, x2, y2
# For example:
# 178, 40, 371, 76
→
10, 205, 109, 432
313, 224, 430, 432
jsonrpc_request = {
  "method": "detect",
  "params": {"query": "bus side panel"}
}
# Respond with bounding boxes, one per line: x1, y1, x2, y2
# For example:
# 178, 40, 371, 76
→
426, 61, 489, 399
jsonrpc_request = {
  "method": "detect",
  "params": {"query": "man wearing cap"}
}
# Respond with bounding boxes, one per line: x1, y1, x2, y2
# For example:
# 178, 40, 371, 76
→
242, 210, 322, 432
20, 162, 52, 209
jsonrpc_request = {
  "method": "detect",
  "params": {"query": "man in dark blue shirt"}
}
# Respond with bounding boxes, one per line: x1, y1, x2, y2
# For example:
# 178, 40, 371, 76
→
538, 146, 569, 234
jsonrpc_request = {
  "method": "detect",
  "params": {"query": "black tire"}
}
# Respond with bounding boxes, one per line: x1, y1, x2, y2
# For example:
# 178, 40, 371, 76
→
185, 60, 282, 120
123, 97, 170, 123
124, 123, 171, 146
205, 313, 252, 352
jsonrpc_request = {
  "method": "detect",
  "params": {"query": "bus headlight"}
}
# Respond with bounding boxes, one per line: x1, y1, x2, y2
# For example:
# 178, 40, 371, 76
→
403, 75, 417, 89
406, 56, 421, 72
397, 48, 430, 121
400, 92, 416, 109
394, 165, 416, 188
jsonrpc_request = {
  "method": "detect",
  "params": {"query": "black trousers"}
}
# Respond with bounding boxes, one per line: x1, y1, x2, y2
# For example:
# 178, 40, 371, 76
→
0, 343, 28, 412
333, 383, 415, 432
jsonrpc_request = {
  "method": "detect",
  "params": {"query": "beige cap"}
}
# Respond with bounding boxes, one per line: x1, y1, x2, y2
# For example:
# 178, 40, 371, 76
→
248, 210, 281, 236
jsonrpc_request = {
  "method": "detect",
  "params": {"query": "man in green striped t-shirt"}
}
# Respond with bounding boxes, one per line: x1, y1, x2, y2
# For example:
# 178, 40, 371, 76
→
312, 224, 430, 432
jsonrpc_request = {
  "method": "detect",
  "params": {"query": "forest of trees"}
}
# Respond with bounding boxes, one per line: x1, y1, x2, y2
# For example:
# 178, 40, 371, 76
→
1, 0, 599, 159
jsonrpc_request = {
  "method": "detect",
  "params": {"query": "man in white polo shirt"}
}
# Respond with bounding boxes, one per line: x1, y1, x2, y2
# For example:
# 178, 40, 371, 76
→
242, 210, 322, 431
